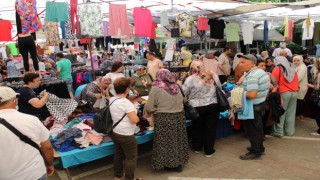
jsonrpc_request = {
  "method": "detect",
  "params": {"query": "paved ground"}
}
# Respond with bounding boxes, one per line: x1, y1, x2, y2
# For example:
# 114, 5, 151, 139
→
50, 117, 320, 180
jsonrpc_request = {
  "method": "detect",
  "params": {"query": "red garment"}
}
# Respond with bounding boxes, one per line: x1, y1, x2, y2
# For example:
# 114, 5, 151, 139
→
197, 16, 208, 30
150, 22, 158, 39
80, 38, 91, 44
70, 0, 78, 34
272, 66, 299, 94
133, 7, 153, 37
0, 20, 12, 41
285, 19, 294, 41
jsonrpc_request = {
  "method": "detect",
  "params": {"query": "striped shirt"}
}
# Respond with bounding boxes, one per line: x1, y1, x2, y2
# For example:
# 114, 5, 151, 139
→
241, 67, 270, 105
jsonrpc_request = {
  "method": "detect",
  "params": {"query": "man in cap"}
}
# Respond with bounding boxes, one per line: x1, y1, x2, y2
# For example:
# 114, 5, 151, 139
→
272, 42, 293, 57
237, 54, 270, 160
0, 86, 54, 179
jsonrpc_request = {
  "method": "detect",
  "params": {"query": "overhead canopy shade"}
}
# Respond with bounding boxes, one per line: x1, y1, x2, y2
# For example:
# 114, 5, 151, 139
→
253, 29, 284, 42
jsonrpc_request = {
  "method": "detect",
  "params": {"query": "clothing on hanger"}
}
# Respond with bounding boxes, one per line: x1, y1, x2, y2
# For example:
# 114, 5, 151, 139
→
45, 1, 69, 22
133, 7, 153, 37
0, 20, 12, 41
176, 12, 194, 38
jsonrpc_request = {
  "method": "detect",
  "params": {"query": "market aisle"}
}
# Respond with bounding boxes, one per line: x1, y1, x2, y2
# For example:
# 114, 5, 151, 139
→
50, 117, 320, 180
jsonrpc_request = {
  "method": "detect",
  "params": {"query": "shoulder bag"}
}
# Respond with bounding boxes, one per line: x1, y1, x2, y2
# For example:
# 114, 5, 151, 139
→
214, 82, 230, 112
178, 86, 199, 121
309, 72, 320, 103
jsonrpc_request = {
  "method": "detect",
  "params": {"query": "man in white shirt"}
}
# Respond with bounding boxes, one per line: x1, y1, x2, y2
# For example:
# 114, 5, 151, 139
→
146, 51, 163, 80
218, 47, 232, 84
77, 52, 86, 63
272, 42, 292, 57
0, 87, 54, 180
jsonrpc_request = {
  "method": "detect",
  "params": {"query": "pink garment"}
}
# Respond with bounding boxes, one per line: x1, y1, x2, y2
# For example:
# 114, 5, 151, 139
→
108, 4, 131, 36
202, 57, 219, 74
285, 19, 294, 41
86, 132, 103, 145
197, 16, 208, 30
150, 22, 158, 39
70, 0, 79, 34
133, 7, 153, 37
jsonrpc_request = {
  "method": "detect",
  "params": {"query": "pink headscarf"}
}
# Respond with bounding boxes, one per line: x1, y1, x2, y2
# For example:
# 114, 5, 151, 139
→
152, 69, 179, 96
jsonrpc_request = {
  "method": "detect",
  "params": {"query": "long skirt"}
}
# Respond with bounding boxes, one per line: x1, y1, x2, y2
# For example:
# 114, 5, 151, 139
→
152, 111, 189, 170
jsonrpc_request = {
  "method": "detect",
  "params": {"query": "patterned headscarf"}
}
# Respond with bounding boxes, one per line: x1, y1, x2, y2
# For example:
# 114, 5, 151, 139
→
152, 69, 179, 96
190, 60, 214, 86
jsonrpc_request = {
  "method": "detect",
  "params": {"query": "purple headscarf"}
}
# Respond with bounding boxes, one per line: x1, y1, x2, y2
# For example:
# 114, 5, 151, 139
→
152, 69, 179, 96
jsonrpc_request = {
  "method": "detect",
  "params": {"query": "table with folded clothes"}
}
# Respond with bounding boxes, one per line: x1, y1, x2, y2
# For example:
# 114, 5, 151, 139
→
3, 78, 70, 99
52, 110, 237, 169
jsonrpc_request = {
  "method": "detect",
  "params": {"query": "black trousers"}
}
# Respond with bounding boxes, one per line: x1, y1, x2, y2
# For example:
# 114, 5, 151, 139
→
193, 103, 219, 155
218, 75, 228, 84
242, 102, 266, 155
312, 103, 320, 133
18, 35, 39, 71
296, 99, 305, 116
95, 37, 105, 50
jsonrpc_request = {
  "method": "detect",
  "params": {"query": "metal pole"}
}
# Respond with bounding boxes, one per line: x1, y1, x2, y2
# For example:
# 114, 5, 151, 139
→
88, 39, 96, 80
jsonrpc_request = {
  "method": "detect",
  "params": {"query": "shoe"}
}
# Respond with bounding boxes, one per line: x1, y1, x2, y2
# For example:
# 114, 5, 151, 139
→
205, 150, 216, 157
164, 165, 182, 173
270, 133, 283, 138
246, 147, 265, 155
239, 152, 261, 160
310, 132, 320, 136
192, 149, 201, 154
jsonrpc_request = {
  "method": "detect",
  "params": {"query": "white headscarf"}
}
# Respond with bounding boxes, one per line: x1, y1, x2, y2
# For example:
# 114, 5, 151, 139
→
233, 53, 243, 70
274, 56, 296, 83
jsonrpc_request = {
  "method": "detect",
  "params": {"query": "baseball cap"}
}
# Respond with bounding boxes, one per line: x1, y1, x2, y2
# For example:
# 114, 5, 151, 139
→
237, 54, 257, 64
0, 87, 19, 104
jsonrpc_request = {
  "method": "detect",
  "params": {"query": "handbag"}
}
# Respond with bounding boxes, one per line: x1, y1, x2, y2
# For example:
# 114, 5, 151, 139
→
214, 82, 230, 112
178, 86, 199, 121
309, 72, 320, 103
0, 118, 42, 154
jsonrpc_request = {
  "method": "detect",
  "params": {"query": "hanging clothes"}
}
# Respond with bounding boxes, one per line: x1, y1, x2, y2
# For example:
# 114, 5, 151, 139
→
160, 11, 170, 26
150, 22, 158, 40
241, 22, 254, 45
109, 4, 131, 36
63, 7, 76, 40
302, 17, 314, 40
70, 0, 78, 34
176, 12, 194, 38
15, 0, 42, 35
103, 20, 109, 36
197, 16, 208, 31
224, 22, 240, 42
133, 7, 153, 37
60, 22, 66, 39
45, 22, 60, 45
208, 19, 225, 39
0, 47, 8, 59
171, 28, 180, 38
45, 1, 69, 22
78, 3, 104, 37
284, 17, 294, 41
0, 20, 12, 41
264, 20, 269, 44
8, 43, 19, 56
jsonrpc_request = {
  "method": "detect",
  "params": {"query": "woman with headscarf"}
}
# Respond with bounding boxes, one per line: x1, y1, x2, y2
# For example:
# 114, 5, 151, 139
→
293, 55, 308, 120
131, 65, 153, 96
307, 58, 320, 136
181, 60, 221, 157
145, 69, 188, 172
271, 56, 299, 137
266, 57, 275, 73
75, 76, 110, 111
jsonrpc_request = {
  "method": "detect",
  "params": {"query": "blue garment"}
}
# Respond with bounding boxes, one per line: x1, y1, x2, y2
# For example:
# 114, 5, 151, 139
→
316, 44, 320, 57
88, 72, 93, 82
60, 21, 66, 39
52, 137, 77, 152
55, 128, 82, 148
79, 113, 94, 119
238, 91, 254, 120
264, 20, 268, 44
64, 118, 82, 129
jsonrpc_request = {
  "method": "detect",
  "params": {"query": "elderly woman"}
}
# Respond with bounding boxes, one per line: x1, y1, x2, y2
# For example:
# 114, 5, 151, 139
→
272, 56, 299, 137
145, 69, 188, 172
75, 76, 110, 110
293, 55, 308, 120
181, 60, 221, 157
131, 65, 153, 96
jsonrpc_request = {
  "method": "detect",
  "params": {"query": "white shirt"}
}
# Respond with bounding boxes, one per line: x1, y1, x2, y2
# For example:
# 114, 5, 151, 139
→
77, 56, 86, 63
0, 46, 7, 59
38, 62, 46, 72
0, 109, 49, 180
109, 97, 137, 136
302, 19, 314, 40
241, 22, 254, 45
104, 72, 125, 95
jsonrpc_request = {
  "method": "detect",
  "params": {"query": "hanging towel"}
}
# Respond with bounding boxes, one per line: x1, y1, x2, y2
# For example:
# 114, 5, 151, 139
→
40, 92, 78, 123
238, 91, 254, 120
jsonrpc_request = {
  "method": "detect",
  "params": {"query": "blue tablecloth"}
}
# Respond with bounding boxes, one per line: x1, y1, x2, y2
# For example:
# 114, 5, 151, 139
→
58, 112, 232, 169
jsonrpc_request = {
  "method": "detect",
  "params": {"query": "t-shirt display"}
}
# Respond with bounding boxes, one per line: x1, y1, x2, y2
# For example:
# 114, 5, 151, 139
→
133, 7, 153, 37
241, 22, 254, 45
78, 3, 104, 37
224, 22, 240, 42
284, 18, 294, 41
0, 20, 12, 41
264, 20, 268, 44
176, 12, 194, 38
302, 17, 314, 40
208, 19, 225, 39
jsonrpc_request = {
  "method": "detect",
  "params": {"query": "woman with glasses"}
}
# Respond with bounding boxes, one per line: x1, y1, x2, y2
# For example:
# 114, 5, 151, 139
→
131, 65, 153, 96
